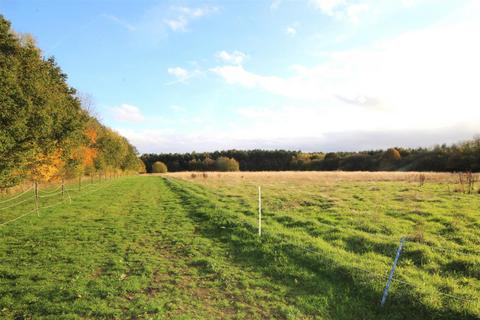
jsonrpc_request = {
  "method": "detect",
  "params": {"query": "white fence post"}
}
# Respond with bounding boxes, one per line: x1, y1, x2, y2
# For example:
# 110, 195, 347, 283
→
258, 186, 262, 237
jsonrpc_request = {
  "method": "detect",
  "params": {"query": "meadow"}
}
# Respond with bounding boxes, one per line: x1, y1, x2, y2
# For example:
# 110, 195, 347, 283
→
0, 172, 479, 319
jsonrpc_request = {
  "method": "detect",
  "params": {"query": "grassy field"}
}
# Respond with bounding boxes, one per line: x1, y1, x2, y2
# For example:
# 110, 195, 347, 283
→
0, 173, 479, 319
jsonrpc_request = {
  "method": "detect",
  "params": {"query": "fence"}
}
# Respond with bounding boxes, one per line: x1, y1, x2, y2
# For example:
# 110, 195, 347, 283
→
0, 178, 117, 227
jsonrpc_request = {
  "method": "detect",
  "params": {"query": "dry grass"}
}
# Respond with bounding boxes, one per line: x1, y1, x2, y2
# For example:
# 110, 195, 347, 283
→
166, 171, 459, 184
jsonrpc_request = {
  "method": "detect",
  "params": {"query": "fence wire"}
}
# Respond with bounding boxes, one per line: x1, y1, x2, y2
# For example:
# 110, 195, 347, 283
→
0, 196, 34, 211
0, 186, 33, 204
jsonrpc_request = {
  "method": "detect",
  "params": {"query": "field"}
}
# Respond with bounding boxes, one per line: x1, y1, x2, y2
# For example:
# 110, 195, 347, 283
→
0, 172, 479, 319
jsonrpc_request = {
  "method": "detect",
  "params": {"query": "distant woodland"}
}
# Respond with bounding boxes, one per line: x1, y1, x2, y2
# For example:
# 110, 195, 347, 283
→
0, 16, 143, 189
141, 137, 480, 173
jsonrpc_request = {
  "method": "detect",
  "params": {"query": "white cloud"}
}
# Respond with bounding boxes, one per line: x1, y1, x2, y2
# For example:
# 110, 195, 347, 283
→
168, 67, 189, 80
271, 0, 282, 10
212, 10, 480, 135
285, 26, 297, 37
345, 3, 369, 24
111, 104, 145, 122
210, 65, 329, 100
170, 105, 185, 112
402, 0, 415, 8
310, 0, 346, 16
164, 17, 188, 31
167, 66, 202, 84
310, 0, 370, 23
215, 50, 248, 65
117, 119, 479, 154
164, 5, 218, 32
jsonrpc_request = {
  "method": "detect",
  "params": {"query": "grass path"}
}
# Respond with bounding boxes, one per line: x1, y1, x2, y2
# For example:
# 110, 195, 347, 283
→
0, 176, 296, 319
0, 175, 478, 319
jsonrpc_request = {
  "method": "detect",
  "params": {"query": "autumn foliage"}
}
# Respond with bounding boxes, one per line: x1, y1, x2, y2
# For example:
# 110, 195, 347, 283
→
0, 15, 143, 188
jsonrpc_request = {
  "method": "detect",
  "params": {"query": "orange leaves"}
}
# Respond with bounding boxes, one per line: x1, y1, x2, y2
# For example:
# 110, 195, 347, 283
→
72, 146, 97, 167
69, 125, 98, 171
85, 126, 97, 144
83, 147, 97, 167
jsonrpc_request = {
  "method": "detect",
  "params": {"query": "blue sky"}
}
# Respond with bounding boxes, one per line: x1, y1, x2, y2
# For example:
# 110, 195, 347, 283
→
1, 0, 479, 153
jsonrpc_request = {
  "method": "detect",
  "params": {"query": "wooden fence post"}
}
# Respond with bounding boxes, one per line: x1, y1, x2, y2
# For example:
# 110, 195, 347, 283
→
61, 178, 65, 200
34, 181, 39, 216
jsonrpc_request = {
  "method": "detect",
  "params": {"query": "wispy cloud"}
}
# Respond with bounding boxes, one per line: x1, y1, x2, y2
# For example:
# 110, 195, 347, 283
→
285, 25, 297, 37
215, 50, 248, 65
270, 0, 282, 10
111, 104, 145, 122
103, 14, 136, 31
310, 0, 370, 23
168, 67, 189, 80
167, 66, 202, 84
164, 5, 218, 32
170, 105, 185, 112
310, 0, 346, 16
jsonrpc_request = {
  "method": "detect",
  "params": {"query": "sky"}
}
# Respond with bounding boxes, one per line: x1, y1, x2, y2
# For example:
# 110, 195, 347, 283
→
1, 0, 479, 154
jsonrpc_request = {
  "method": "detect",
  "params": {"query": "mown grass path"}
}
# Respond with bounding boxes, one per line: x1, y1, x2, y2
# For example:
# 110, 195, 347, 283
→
0, 176, 298, 319
0, 176, 478, 319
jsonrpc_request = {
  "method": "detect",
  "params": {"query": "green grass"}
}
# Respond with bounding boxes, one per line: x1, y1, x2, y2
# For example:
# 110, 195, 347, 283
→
0, 175, 479, 319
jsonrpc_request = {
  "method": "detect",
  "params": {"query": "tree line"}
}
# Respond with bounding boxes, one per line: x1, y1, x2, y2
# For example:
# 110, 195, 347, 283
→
0, 15, 143, 190
141, 137, 480, 173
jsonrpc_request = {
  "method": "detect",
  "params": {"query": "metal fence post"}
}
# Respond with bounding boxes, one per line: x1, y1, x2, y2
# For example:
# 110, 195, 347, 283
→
381, 237, 405, 306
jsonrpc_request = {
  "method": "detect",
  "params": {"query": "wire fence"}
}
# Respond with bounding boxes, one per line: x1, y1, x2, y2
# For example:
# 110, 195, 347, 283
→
38, 185, 62, 194
0, 179, 117, 227
0, 186, 33, 205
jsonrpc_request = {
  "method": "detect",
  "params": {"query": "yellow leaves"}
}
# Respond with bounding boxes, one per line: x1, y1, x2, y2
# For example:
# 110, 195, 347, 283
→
31, 149, 64, 182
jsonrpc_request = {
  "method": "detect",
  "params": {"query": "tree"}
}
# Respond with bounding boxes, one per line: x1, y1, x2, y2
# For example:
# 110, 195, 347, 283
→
137, 159, 146, 174
0, 16, 29, 187
152, 161, 168, 173
383, 148, 401, 161
202, 157, 215, 171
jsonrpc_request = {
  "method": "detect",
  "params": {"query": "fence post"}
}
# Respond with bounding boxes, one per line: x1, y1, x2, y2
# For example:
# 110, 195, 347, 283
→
258, 186, 262, 237
34, 181, 39, 216
61, 178, 65, 200
381, 237, 405, 306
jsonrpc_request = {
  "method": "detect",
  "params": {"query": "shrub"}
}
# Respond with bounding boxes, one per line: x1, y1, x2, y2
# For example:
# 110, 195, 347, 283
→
215, 157, 240, 172
152, 161, 168, 173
